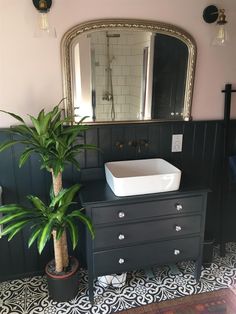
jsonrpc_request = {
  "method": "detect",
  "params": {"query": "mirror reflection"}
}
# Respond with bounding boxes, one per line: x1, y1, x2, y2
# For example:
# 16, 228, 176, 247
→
61, 20, 196, 123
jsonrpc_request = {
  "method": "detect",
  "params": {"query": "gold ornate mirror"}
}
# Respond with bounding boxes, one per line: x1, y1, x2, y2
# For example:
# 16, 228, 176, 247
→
61, 19, 196, 124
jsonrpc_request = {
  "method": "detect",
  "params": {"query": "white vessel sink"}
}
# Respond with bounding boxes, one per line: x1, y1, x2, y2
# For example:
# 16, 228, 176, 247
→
105, 158, 181, 196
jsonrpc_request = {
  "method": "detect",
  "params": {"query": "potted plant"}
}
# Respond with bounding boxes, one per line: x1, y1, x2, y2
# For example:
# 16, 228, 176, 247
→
0, 102, 95, 301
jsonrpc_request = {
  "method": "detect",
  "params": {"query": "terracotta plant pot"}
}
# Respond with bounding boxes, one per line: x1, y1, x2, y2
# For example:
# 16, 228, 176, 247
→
45, 256, 79, 302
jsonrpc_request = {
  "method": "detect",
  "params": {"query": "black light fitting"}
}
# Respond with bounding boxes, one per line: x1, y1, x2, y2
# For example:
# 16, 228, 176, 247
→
32, 0, 52, 13
203, 4, 228, 46
203, 5, 219, 23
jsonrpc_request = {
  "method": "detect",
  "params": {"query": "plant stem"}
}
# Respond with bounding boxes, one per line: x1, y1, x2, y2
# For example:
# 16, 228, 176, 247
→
52, 230, 64, 273
61, 230, 69, 267
51, 170, 69, 272
51, 170, 63, 196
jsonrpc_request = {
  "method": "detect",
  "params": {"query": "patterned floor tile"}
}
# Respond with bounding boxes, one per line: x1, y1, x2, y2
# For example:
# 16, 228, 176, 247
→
0, 243, 235, 314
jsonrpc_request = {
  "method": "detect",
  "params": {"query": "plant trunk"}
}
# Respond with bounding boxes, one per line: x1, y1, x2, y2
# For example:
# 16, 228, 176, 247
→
52, 230, 64, 273
52, 170, 63, 196
61, 230, 69, 268
51, 170, 69, 272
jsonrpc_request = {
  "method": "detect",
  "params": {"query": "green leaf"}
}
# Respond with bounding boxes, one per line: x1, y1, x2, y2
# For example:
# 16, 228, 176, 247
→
28, 225, 42, 248
50, 185, 55, 201
19, 148, 36, 168
55, 226, 64, 240
57, 202, 76, 217
29, 116, 41, 135
61, 125, 88, 135
81, 144, 98, 150
75, 116, 89, 125
0, 204, 27, 213
69, 210, 95, 239
57, 98, 66, 107
0, 140, 20, 153
59, 184, 81, 206
37, 109, 45, 121
52, 119, 64, 131
0, 220, 30, 237
11, 125, 33, 137
65, 217, 79, 250
27, 195, 47, 213
41, 112, 53, 134
67, 157, 81, 171
67, 133, 79, 147
51, 105, 59, 117
44, 138, 54, 149
51, 161, 63, 177
38, 221, 53, 254
49, 188, 68, 207
65, 145, 98, 161
0, 211, 30, 225
0, 110, 25, 123
55, 140, 66, 158
55, 136, 67, 149
7, 225, 24, 241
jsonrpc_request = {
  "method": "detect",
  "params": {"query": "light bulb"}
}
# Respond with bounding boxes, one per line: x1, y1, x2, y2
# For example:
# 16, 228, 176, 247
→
34, 12, 56, 38
212, 9, 229, 46
212, 24, 229, 46
40, 13, 49, 30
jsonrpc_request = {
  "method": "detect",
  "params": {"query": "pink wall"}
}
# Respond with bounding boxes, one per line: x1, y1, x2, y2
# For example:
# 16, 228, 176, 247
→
0, 0, 235, 127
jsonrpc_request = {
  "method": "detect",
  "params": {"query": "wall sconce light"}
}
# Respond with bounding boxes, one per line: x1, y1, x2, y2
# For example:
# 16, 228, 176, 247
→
32, 0, 56, 38
203, 5, 228, 46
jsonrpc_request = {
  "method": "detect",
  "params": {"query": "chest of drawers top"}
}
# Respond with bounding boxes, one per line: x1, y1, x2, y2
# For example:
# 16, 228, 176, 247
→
80, 180, 209, 208
80, 180, 209, 204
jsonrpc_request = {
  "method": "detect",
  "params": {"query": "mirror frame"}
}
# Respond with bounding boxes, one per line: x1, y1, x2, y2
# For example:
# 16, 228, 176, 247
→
61, 19, 197, 124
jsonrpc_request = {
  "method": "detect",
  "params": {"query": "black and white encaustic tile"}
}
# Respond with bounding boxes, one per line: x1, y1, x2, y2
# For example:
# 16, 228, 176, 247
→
0, 243, 236, 314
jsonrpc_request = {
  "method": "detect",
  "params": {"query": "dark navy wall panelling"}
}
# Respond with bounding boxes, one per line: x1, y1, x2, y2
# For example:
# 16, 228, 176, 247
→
0, 120, 235, 281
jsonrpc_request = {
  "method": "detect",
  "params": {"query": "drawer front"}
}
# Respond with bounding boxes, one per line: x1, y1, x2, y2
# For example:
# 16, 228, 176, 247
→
94, 215, 202, 250
94, 237, 200, 276
92, 195, 203, 225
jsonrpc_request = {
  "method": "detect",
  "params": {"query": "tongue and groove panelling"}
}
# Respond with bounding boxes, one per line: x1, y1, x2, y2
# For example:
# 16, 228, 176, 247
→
0, 120, 235, 280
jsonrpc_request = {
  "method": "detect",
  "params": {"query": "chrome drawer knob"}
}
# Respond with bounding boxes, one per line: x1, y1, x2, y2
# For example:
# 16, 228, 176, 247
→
175, 203, 183, 211
119, 258, 125, 264
174, 249, 180, 255
118, 234, 125, 240
175, 225, 182, 232
118, 211, 125, 219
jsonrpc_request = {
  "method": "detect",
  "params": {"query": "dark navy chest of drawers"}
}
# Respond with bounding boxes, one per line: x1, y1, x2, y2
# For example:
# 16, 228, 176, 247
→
80, 180, 208, 303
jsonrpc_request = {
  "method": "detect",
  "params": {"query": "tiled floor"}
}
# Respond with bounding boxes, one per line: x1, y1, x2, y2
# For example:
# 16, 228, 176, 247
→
0, 243, 236, 314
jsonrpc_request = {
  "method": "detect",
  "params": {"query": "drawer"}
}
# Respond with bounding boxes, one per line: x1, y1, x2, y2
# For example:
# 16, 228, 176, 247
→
92, 195, 203, 225
94, 215, 202, 250
93, 236, 200, 276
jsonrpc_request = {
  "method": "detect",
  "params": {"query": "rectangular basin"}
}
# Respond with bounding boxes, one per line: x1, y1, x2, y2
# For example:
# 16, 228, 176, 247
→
105, 158, 181, 196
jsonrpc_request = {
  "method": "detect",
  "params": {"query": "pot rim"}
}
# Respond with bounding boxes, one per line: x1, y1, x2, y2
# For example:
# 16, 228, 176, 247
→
45, 256, 79, 279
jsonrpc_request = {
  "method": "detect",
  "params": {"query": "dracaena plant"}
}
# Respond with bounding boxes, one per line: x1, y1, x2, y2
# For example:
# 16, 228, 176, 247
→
0, 184, 94, 272
0, 101, 96, 273
0, 100, 95, 194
